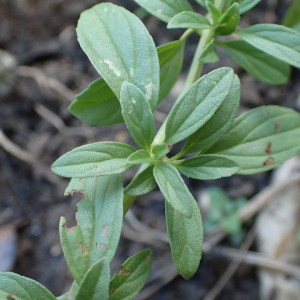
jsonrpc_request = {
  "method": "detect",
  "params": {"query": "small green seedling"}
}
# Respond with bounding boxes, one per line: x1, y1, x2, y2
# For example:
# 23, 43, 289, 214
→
2, 0, 300, 298
204, 186, 247, 245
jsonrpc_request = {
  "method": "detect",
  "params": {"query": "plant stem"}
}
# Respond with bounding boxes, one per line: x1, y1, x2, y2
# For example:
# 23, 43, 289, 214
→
153, 0, 227, 147
125, 0, 228, 214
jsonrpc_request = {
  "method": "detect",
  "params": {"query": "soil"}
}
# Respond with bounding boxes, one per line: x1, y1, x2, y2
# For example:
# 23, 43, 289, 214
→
0, 0, 300, 299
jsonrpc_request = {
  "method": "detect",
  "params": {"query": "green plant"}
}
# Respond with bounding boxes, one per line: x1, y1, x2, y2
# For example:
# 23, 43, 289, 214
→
2, 0, 300, 298
204, 186, 247, 245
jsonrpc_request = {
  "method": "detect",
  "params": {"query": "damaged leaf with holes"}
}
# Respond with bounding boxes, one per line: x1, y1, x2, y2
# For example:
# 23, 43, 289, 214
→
109, 249, 153, 300
59, 175, 123, 284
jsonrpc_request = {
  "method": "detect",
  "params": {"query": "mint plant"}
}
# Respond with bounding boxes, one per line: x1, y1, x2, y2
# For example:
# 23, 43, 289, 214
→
2, 0, 300, 298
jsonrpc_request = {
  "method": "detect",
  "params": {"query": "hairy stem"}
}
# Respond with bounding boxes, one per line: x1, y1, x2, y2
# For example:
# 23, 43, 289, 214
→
153, 0, 227, 148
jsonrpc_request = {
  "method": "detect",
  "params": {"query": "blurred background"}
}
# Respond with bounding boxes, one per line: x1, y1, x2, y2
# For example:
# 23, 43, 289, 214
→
1, 0, 300, 299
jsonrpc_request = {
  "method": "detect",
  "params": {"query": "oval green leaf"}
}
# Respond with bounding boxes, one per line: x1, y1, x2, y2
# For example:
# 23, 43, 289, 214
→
52, 142, 135, 178
126, 149, 153, 165
198, 39, 220, 64
133, 0, 193, 23
125, 165, 156, 196
216, 3, 240, 36
174, 155, 240, 180
60, 175, 123, 283
239, 0, 261, 14
236, 24, 300, 69
0, 272, 56, 300
206, 106, 300, 174
283, 0, 300, 29
68, 78, 123, 126
164, 67, 235, 145
120, 82, 156, 151
153, 162, 194, 218
167, 12, 212, 30
77, 3, 159, 110
182, 74, 240, 155
165, 198, 203, 280
219, 40, 291, 84
158, 40, 185, 102
75, 258, 110, 300
109, 249, 153, 300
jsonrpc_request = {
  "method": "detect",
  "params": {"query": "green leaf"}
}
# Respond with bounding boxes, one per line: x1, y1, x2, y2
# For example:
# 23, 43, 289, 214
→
174, 155, 240, 180
164, 67, 235, 145
120, 82, 156, 150
70, 39, 185, 126
125, 164, 156, 196
167, 12, 213, 30
206, 2, 222, 24
132, 0, 193, 23
176, 153, 240, 177
165, 197, 203, 280
236, 24, 300, 69
216, 3, 240, 36
75, 258, 110, 300
181, 75, 240, 155
52, 142, 135, 178
196, 0, 215, 9
283, 0, 300, 29
0, 272, 56, 300
151, 143, 170, 159
206, 106, 300, 174
220, 213, 241, 234
77, 3, 159, 111
60, 175, 123, 283
126, 150, 153, 164
158, 40, 185, 102
109, 249, 153, 300
239, 0, 261, 14
199, 39, 220, 63
69, 78, 123, 127
153, 162, 194, 218
219, 40, 291, 84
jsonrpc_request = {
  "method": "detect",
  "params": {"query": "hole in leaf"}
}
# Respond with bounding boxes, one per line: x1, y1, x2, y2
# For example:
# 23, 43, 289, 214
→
7, 295, 17, 300
96, 242, 107, 251
100, 225, 109, 237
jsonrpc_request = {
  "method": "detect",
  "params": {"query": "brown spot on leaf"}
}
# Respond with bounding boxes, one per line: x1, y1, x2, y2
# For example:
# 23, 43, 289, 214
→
274, 119, 280, 132
265, 142, 272, 155
96, 242, 107, 251
262, 110, 267, 116
79, 178, 85, 182
95, 166, 99, 172
7, 296, 17, 300
167, 144, 173, 151
79, 242, 87, 255
263, 157, 275, 167
100, 225, 109, 237
145, 255, 151, 265
119, 265, 130, 276
109, 287, 115, 294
